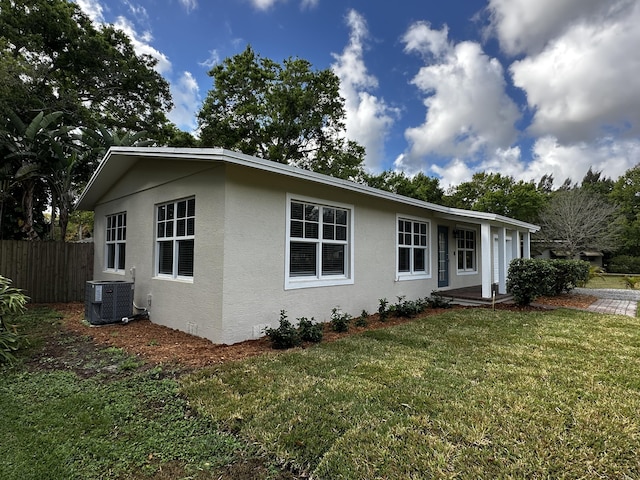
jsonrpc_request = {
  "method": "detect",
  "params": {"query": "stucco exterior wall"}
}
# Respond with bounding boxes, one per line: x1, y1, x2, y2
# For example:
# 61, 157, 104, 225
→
217, 165, 482, 344
92, 158, 227, 342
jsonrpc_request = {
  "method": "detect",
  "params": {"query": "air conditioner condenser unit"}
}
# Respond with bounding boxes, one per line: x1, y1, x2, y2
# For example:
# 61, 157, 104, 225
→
85, 280, 134, 326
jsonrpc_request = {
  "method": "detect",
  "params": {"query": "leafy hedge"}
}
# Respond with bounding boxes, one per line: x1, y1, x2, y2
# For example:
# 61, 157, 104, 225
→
507, 259, 590, 305
608, 255, 640, 274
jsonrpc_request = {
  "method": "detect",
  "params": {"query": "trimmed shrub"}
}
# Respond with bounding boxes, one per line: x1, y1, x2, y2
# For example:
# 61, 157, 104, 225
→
264, 310, 301, 349
547, 259, 590, 295
297, 317, 323, 343
507, 258, 555, 305
608, 255, 640, 274
426, 290, 452, 309
378, 298, 390, 322
330, 308, 351, 332
391, 296, 427, 318
355, 310, 369, 327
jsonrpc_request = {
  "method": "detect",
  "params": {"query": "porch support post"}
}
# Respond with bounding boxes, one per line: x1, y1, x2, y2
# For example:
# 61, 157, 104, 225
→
512, 230, 521, 259
498, 227, 507, 294
522, 230, 531, 258
481, 223, 492, 298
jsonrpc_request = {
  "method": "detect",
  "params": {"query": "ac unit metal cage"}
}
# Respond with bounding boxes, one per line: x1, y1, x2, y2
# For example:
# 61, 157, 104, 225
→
85, 280, 134, 325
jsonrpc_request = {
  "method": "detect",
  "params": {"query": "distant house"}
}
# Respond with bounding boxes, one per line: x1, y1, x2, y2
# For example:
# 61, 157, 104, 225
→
534, 244, 604, 268
76, 147, 540, 344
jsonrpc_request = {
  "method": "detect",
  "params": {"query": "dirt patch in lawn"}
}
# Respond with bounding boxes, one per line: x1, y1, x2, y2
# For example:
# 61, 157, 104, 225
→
49, 294, 598, 369
534, 293, 598, 309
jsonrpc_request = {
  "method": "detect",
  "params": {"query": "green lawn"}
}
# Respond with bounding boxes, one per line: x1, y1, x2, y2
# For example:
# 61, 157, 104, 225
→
4, 306, 640, 479
0, 307, 278, 480
183, 308, 640, 479
586, 274, 634, 289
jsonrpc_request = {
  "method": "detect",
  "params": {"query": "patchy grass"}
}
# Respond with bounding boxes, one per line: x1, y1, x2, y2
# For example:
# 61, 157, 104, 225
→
183, 308, 640, 479
0, 307, 295, 480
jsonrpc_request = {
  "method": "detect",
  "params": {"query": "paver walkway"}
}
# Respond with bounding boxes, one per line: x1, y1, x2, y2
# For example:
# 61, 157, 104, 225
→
574, 287, 640, 317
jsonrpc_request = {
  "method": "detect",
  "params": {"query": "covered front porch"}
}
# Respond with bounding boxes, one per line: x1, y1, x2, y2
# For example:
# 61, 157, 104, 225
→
437, 285, 513, 306
435, 213, 539, 300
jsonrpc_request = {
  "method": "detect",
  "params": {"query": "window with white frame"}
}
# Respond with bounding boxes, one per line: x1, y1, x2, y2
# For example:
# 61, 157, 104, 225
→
456, 228, 476, 272
156, 198, 195, 279
397, 217, 430, 279
286, 197, 353, 288
105, 212, 126, 272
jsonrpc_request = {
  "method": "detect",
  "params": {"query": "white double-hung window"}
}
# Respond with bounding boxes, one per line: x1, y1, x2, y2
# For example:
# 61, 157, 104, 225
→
105, 212, 126, 272
397, 216, 430, 280
156, 197, 195, 280
456, 227, 477, 273
285, 195, 354, 289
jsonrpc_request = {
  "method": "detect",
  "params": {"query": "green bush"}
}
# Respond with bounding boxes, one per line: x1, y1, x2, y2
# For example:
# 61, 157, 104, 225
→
330, 308, 351, 332
391, 296, 427, 318
426, 291, 452, 309
547, 259, 590, 295
0, 275, 29, 365
378, 298, 390, 322
608, 255, 640, 274
355, 310, 369, 327
507, 259, 555, 306
264, 311, 301, 349
297, 317, 323, 343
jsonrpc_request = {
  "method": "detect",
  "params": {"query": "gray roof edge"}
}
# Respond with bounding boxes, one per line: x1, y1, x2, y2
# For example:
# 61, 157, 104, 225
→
75, 147, 540, 232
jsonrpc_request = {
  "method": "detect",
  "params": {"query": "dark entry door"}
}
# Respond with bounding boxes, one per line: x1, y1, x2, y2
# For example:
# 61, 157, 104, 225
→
437, 226, 449, 287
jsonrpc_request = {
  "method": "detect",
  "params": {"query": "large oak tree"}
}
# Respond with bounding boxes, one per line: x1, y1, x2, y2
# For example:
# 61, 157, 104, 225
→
197, 46, 365, 180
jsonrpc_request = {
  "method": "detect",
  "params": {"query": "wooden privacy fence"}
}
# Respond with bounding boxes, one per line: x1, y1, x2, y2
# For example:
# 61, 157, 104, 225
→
0, 240, 94, 303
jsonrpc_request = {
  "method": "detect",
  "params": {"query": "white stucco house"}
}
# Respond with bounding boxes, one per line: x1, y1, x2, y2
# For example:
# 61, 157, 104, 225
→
76, 147, 540, 344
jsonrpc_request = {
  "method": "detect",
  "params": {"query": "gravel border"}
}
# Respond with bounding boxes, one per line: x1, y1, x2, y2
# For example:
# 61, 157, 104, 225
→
574, 287, 640, 301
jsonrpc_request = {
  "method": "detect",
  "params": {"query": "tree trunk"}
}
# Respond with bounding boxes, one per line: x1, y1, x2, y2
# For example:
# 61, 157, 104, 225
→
20, 179, 39, 240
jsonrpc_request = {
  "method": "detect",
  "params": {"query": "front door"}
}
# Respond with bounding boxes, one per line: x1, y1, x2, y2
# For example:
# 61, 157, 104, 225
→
437, 226, 449, 287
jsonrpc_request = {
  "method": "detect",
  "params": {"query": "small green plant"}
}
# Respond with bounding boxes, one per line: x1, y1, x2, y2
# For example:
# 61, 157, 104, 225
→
297, 317, 323, 343
391, 296, 427, 318
330, 308, 351, 332
264, 310, 302, 349
0, 275, 29, 365
426, 291, 452, 309
378, 298, 390, 321
355, 310, 369, 327
582, 266, 605, 286
119, 357, 143, 371
623, 276, 640, 289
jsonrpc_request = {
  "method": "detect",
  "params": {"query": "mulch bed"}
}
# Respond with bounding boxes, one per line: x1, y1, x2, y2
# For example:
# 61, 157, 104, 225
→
47, 293, 598, 369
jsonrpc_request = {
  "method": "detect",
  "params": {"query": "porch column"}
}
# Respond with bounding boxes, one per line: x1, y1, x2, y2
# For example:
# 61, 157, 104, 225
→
512, 230, 521, 259
498, 227, 507, 294
481, 223, 492, 298
522, 231, 531, 258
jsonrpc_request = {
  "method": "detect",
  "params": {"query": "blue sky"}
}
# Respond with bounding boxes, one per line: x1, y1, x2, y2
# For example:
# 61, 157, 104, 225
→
75, 0, 640, 188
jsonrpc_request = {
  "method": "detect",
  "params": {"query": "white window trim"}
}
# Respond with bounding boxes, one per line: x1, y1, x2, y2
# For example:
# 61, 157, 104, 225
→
396, 214, 432, 281
455, 225, 478, 275
104, 212, 126, 274
154, 197, 195, 283
285, 193, 355, 290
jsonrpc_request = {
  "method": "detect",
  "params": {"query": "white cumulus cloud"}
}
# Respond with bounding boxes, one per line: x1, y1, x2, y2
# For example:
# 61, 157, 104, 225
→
168, 71, 201, 132
509, 1, 640, 143
74, 0, 105, 24
331, 9, 397, 172
485, 0, 609, 56
113, 16, 172, 75
398, 21, 519, 172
